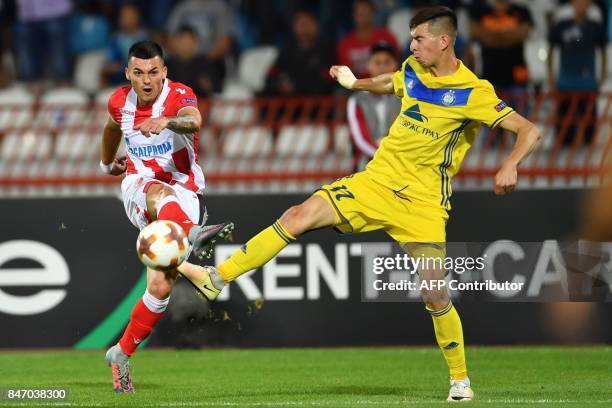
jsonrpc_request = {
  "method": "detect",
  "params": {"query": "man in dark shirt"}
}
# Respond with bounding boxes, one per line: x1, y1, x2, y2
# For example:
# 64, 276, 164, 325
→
264, 10, 335, 96
165, 25, 221, 96
469, 0, 533, 90
548, 0, 607, 92
548, 0, 607, 145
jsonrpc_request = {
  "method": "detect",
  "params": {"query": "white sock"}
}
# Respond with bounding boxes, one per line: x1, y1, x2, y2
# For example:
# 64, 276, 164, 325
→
142, 290, 169, 313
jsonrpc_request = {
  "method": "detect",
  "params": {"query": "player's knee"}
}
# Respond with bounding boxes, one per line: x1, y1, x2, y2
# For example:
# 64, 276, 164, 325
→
279, 204, 314, 236
421, 287, 449, 311
146, 185, 176, 219
146, 183, 175, 203
147, 274, 175, 299
147, 282, 172, 299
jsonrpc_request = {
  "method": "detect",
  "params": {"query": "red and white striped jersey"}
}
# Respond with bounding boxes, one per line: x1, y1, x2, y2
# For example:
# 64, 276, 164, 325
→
108, 79, 205, 194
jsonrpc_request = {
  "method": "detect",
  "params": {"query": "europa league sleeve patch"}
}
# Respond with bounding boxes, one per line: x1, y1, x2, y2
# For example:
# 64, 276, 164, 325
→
495, 101, 508, 112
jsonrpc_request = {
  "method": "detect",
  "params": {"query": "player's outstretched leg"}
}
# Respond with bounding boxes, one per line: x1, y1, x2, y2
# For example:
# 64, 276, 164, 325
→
404, 243, 473, 402
146, 183, 234, 259
106, 268, 176, 393
186, 195, 338, 301
177, 262, 225, 302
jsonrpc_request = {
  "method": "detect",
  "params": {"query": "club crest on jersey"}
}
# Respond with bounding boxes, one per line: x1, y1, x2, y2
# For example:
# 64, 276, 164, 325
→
441, 90, 456, 106
176, 88, 186, 94
128, 141, 172, 158
407, 79, 414, 90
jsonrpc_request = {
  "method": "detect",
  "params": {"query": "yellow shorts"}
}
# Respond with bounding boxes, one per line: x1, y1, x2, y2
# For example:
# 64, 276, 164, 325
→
315, 171, 448, 244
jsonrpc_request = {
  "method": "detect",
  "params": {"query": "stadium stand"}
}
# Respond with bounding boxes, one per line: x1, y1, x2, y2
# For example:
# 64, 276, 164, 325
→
0, 0, 608, 197
0, 89, 609, 196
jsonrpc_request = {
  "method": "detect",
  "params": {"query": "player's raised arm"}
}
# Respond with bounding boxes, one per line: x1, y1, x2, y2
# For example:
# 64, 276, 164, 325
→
167, 106, 202, 134
100, 117, 127, 176
329, 65, 394, 94
493, 112, 541, 195
133, 103, 202, 137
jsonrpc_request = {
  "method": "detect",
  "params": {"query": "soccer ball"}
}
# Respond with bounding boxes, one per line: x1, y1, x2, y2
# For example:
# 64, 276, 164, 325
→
136, 220, 190, 271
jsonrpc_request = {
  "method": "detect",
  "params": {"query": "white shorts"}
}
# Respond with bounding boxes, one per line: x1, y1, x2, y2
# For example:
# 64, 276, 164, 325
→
121, 174, 201, 230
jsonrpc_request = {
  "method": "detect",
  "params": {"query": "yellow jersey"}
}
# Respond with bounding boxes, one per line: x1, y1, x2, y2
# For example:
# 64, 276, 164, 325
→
365, 55, 515, 209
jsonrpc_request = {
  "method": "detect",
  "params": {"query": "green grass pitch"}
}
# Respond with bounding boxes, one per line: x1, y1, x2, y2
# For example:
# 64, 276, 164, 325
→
0, 347, 610, 407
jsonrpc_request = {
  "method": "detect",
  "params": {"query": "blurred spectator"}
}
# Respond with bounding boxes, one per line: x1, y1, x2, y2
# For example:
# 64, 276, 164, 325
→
70, 1, 111, 55
166, 0, 235, 66
102, 4, 148, 86
166, 26, 221, 96
548, 0, 607, 91
264, 10, 335, 96
337, 0, 399, 78
548, 0, 607, 144
554, 0, 603, 23
469, 0, 533, 90
347, 43, 401, 169
107, 0, 174, 34
14, 0, 73, 91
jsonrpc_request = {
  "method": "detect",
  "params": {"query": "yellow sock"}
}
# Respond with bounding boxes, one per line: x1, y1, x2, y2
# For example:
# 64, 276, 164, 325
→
428, 301, 468, 380
217, 220, 296, 283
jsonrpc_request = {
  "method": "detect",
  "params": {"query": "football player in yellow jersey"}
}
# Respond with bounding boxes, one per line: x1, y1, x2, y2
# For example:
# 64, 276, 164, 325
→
186, 6, 541, 402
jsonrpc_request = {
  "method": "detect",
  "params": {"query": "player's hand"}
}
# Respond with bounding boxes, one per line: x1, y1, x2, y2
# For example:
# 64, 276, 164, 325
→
110, 156, 127, 176
494, 163, 517, 195
329, 65, 357, 89
134, 117, 170, 137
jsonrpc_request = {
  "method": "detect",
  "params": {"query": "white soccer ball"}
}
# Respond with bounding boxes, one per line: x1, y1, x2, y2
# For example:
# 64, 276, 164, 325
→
136, 220, 190, 271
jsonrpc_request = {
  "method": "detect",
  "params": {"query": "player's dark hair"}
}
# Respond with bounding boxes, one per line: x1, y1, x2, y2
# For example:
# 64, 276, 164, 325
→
128, 40, 164, 61
409, 6, 457, 37
370, 42, 398, 60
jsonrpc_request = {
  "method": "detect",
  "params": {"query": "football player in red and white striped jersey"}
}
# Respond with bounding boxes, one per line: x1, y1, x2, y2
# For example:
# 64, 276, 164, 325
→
100, 41, 232, 393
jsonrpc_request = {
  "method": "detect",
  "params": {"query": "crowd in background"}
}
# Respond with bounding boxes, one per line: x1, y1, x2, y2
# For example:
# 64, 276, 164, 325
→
0, 0, 609, 98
